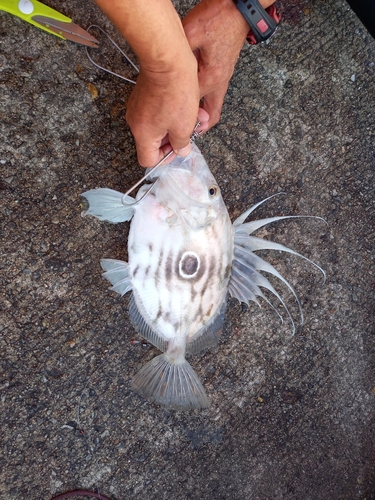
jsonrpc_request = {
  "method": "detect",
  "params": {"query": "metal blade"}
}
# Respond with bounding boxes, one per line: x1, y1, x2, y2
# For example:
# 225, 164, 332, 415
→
32, 16, 99, 47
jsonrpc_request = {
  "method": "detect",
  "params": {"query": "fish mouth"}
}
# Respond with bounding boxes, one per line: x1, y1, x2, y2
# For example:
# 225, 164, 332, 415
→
156, 173, 216, 228
158, 172, 208, 209
179, 209, 216, 229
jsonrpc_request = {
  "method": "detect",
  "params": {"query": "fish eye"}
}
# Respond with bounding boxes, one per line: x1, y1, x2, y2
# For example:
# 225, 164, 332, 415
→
209, 186, 219, 198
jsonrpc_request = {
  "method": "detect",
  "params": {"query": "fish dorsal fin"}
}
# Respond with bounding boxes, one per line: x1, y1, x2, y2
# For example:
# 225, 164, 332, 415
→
129, 294, 167, 353
186, 299, 227, 355
229, 203, 325, 334
229, 245, 298, 332
81, 188, 136, 223
100, 258, 132, 296
233, 193, 285, 227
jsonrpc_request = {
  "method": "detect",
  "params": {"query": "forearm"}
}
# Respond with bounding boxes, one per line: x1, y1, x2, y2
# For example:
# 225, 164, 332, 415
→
93, 0, 194, 72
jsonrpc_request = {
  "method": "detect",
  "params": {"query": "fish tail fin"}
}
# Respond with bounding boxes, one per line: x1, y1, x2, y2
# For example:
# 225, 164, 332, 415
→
131, 354, 209, 410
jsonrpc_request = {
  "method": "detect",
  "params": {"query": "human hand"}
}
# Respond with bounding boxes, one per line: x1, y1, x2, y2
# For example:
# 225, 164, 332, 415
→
95, 0, 209, 168
126, 63, 210, 167
126, 55, 203, 167
182, 0, 275, 130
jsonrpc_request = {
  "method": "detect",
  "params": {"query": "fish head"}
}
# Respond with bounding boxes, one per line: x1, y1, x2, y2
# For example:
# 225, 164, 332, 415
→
150, 144, 227, 229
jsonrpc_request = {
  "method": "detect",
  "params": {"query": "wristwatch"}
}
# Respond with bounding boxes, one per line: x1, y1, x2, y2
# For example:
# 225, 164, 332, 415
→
232, 0, 281, 45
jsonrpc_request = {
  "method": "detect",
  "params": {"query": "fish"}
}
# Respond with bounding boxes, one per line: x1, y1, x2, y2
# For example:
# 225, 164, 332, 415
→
81, 144, 324, 410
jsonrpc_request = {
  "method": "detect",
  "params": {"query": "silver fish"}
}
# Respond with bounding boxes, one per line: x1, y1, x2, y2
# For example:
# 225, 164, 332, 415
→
81, 144, 324, 410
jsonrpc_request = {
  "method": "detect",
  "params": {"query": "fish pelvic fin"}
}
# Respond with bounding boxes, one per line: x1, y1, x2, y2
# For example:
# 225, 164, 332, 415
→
101, 258, 132, 296
186, 299, 227, 355
81, 188, 135, 223
131, 354, 209, 410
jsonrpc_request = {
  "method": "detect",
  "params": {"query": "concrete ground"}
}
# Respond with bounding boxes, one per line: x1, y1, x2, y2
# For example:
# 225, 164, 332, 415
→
1, 0, 375, 499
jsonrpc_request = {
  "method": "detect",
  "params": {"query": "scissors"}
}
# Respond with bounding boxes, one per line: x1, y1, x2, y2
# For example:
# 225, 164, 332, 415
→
0, 0, 99, 47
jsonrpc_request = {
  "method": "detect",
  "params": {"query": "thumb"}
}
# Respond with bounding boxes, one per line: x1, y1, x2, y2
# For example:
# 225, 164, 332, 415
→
168, 131, 192, 157
173, 143, 192, 157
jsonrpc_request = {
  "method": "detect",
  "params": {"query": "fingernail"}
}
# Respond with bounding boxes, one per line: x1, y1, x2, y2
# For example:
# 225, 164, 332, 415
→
174, 144, 191, 157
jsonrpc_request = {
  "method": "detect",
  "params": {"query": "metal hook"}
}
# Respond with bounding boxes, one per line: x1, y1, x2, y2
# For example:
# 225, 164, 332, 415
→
85, 25, 139, 84
122, 121, 203, 205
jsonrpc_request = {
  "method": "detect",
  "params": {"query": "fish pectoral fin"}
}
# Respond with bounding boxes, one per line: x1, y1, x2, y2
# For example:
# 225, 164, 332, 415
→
101, 259, 132, 296
131, 354, 209, 410
186, 299, 227, 355
129, 294, 167, 352
81, 188, 135, 223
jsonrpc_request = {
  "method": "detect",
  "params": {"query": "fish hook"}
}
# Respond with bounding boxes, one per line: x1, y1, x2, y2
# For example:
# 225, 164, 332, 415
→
121, 122, 204, 207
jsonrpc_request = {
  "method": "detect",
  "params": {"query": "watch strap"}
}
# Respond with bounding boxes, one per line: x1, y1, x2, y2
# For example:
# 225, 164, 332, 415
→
233, 0, 280, 44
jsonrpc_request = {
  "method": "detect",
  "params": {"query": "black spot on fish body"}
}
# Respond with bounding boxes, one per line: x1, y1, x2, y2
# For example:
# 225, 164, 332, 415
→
181, 253, 199, 276
210, 224, 219, 242
173, 321, 181, 332
157, 249, 164, 268
199, 256, 217, 300
156, 303, 163, 320
208, 256, 216, 277
175, 251, 206, 282
155, 249, 164, 284
200, 283, 207, 298
193, 304, 204, 323
148, 243, 153, 253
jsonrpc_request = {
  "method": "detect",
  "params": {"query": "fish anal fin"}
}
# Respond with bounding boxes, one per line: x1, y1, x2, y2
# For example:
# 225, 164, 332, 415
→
129, 294, 167, 352
131, 354, 209, 410
186, 299, 227, 355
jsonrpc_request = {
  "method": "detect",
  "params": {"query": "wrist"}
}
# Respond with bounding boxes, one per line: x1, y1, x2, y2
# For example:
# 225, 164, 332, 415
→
140, 53, 198, 87
137, 20, 196, 73
198, 0, 276, 40
197, 0, 249, 39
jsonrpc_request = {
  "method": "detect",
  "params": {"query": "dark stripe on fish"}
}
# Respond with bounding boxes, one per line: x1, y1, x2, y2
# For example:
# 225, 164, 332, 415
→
165, 250, 173, 282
